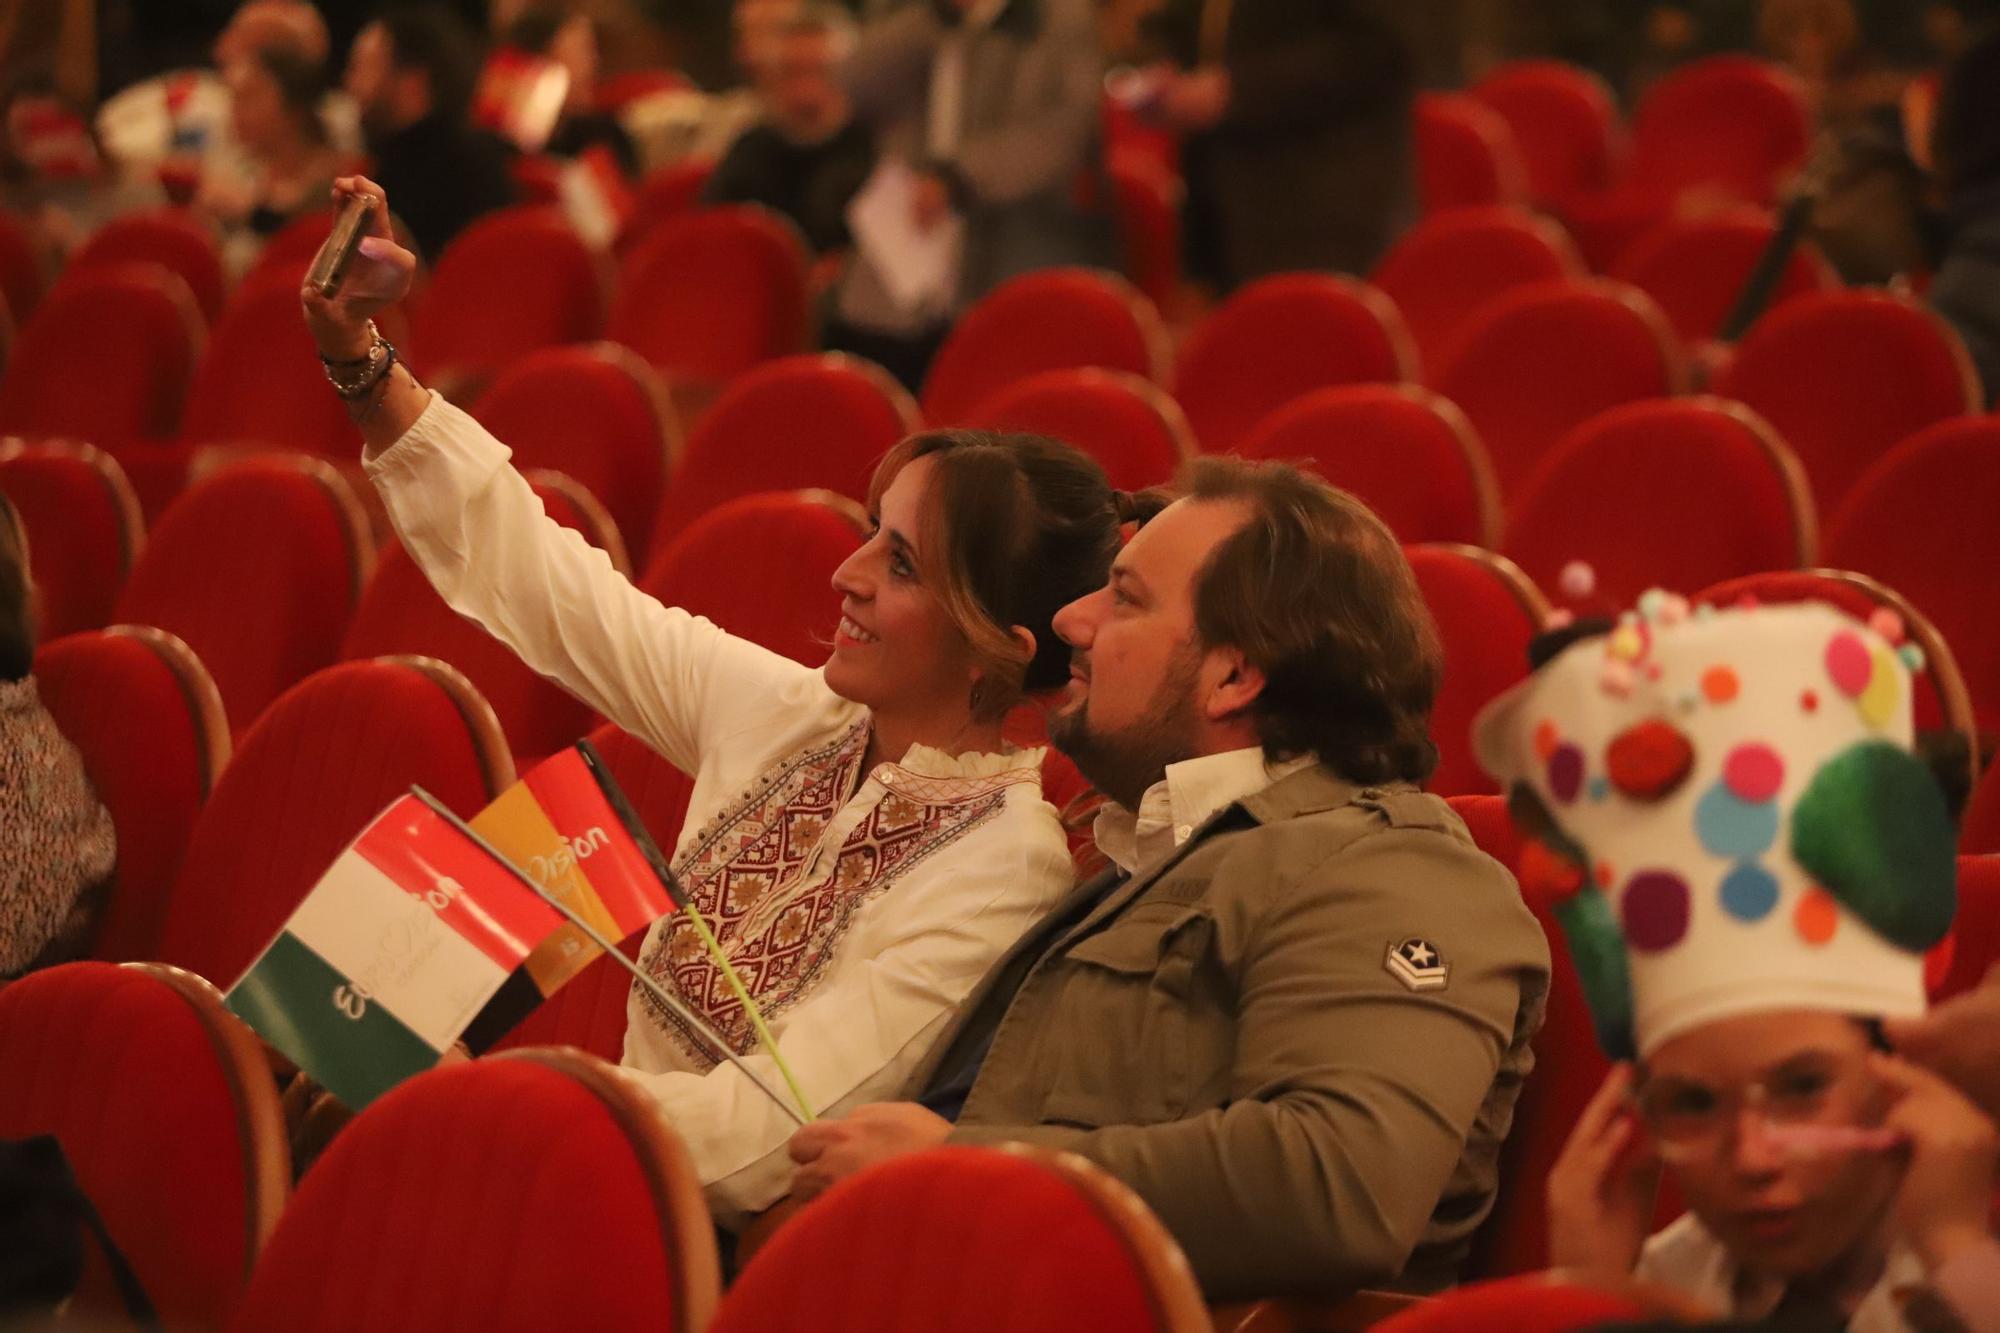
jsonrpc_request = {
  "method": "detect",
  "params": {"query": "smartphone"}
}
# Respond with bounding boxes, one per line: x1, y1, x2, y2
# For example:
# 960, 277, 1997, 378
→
306, 193, 379, 298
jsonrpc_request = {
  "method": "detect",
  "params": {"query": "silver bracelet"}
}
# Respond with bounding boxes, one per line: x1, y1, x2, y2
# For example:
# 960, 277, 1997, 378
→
320, 323, 396, 400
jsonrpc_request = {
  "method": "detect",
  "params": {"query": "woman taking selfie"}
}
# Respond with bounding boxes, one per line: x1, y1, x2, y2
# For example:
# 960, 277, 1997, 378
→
300, 177, 1122, 1225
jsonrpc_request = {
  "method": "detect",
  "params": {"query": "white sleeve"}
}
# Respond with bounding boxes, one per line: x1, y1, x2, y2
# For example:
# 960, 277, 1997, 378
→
362, 392, 826, 773
624, 798, 1073, 1225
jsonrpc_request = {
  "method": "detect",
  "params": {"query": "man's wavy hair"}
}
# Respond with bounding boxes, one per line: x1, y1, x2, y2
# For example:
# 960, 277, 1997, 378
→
1173, 456, 1442, 784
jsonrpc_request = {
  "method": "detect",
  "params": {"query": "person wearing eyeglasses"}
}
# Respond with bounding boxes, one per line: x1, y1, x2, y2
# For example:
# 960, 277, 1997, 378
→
1476, 595, 2000, 1331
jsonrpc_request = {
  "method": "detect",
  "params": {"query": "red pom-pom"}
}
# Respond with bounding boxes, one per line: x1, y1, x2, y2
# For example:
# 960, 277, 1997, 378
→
1606, 718, 1696, 801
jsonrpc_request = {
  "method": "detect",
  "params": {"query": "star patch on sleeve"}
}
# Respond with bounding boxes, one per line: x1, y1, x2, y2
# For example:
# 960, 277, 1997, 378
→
1385, 937, 1449, 992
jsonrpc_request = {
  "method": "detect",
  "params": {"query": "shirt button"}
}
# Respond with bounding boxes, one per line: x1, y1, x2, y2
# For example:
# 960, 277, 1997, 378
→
1175, 824, 1193, 841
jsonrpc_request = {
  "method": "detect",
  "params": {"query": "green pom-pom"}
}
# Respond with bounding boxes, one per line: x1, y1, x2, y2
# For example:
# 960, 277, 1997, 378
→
1791, 741, 1956, 951
1554, 890, 1636, 1060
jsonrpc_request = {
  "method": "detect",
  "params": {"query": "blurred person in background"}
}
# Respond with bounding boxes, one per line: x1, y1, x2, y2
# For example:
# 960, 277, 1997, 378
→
200, 42, 347, 256
1928, 16, 2000, 407
704, 3, 873, 254
498, 4, 641, 175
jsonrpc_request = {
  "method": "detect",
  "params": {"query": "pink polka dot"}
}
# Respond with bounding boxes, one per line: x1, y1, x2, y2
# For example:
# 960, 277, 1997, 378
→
1621, 871, 1691, 953
1722, 743, 1785, 803
1826, 631, 1872, 697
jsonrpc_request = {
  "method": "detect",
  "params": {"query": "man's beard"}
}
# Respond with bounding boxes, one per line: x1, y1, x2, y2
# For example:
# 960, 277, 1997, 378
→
1048, 641, 1204, 811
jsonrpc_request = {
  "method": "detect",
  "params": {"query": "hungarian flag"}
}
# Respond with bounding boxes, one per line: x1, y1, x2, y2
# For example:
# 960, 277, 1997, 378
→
225, 793, 565, 1108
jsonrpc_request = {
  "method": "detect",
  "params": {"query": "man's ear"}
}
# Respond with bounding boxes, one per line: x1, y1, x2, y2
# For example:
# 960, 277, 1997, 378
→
1007, 624, 1036, 665
1201, 645, 1266, 722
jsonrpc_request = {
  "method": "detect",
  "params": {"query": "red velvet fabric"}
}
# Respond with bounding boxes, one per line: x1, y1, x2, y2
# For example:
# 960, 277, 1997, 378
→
473, 344, 673, 562
658, 354, 910, 532
1372, 205, 1582, 380
228, 1059, 682, 1333
0, 445, 135, 638
596, 68, 693, 110
607, 207, 810, 387
1622, 56, 1811, 208
1240, 384, 1496, 547
341, 478, 605, 763
0, 963, 257, 1328
1409, 547, 1539, 798
1413, 93, 1529, 214
240, 213, 335, 288
1827, 416, 2000, 734
0, 207, 48, 320
1172, 273, 1414, 455
617, 159, 717, 258
1938, 855, 2000, 999
113, 459, 363, 735
1108, 159, 1181, 312
414, 206, 606, 382
181, 270, 365, 458
155, 659, 504, 990
1505, 397, 1808, 615
966, 368, 1188, 491
920, 268, 1164, 426
712, 1147, 1162, 1333
1373, 1273, 1647, 1332
1469, 61, 1621, 206
0, 261, 201, 445
1612, 209, 1837, 346
1710, 290, 1977, 516
643, 490, 862, 667
1435, 278, 1680, 496
63, 208, 228, 324
36, 630, 217, 963
1965, 768, 2000, 857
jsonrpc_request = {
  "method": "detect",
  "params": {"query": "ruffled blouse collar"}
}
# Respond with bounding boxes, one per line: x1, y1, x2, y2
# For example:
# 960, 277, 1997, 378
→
886, 741, 1046, 781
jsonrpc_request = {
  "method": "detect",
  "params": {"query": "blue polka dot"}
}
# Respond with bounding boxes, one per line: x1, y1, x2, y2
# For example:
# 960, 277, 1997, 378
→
1588, 775, 1610, 803
1720, 861, 1779, 922
1695, 783, 1779, 858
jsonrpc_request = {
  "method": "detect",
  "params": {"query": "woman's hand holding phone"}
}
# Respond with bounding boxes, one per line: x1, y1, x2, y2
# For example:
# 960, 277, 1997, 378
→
300, 176, 420, 361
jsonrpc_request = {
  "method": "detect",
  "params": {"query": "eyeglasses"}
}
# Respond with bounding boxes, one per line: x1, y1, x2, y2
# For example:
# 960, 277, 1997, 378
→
1633, 1057, 1880, 1161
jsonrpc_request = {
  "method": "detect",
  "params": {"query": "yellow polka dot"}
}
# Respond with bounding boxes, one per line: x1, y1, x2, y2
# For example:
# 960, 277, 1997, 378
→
1858, 647, 1900, 729
1609, 624, 1644, 661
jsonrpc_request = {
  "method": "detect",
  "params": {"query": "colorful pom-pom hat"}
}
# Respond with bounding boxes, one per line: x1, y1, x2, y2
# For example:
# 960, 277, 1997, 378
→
1472, 592, 1957, 1060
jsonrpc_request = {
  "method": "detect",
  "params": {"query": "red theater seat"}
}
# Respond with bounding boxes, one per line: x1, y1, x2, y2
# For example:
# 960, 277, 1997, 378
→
229, 1051, 720, 1333
1938, 855, 2000, 998
1414, 92, 1530, 213
1612, 209, 1838, 346
36, 626, 230, 963
658, 353, 915, 533
643, 489, 867, 668
1373, 1273, 1669, 1331
966, 368, 1194, 492
1372, 205, 1584, 380
617, 158, 717, 257
414, 206, 608, 384
1470, 61, 1623, 206
154, 656, 512, 989
1966, 770, 2000, 857
62, 208, 227, 324
1505, 397, 1814, 616
1624, 56, 1811, 209
1109, 159, 1182, 312
1237, 384, 1500, 547
921, 268, 1168, 426
1434, 278, 1684, 497
0, 962, 288, 1330
0, 440, 144, 638
0, 207, 49, 320
712, 1146, 1209, 1333
182, 269, 367, 459
112, 456, 373, 735
1826, 416, 2000, 735
1409, 545, 1548, 798
1173, 274, 1415, 455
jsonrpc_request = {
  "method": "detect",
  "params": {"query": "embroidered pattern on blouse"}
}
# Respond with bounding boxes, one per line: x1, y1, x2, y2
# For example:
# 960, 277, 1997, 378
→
636, 720, 1040, 1065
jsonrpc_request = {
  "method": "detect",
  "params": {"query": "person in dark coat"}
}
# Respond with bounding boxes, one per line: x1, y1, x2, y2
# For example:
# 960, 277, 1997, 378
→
1928, 18, 2000, 406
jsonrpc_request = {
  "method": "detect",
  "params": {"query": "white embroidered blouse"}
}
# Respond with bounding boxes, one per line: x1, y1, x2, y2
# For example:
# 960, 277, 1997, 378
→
366, 394, 1074, 1222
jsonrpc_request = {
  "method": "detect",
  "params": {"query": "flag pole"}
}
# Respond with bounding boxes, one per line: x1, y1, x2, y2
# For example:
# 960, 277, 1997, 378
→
413, 787, 811, 1126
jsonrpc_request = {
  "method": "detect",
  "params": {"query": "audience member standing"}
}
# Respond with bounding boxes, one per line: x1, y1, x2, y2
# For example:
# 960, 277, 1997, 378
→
343, 9, 517, 263
1139, 0, 1417, 292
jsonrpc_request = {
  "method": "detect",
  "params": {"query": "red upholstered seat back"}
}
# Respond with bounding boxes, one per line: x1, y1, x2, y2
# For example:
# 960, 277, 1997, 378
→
617, 159, 717, 257
182, 270, 365, 457
1938, 855, 2000, 998
0, 260, 202, 444
920, 268, 1167, 424
1625, 56, 1811, 205
414, 206, 607, 382
1372, 205, 1582, 379
155, 657, 510, 989
712, 1146, 1200, 1333
1238, 384, 1500, 547
966, 368, 1193, 491
1413, 92, 1530, 213
1505, 397, 1813, 616
0, 963, 287, 1329
1469, 61, 1622, 205
661, 353, 914, 531
1172, 273, 1415, 455
1108, 159, 1181, 312
608, 206, 810, 387
37, 627, 229, 962
113, 457, 371, 735
0, 440, 143, 639
228, 1053, 719, 1333
472, 342, 677, 562
0, 207, 48, 320
1710, 291, 1978, 517
64, 208, 227, 323
1965, 768, 2000, 857
1826, 416, 2000, 734
1612, 209, 1837, 346
1373, 1273, 1647, 1331
1409, 546, 1546, 797
643, 489, 865, 667
1435, 278, 1683, 497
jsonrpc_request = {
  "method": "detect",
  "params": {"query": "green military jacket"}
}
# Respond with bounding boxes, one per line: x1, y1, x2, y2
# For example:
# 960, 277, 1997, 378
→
907, 764, 1550, 1300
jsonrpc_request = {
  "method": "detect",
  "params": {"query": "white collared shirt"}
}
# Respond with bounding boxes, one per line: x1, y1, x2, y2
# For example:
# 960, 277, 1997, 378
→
1093, 746, 1317, 876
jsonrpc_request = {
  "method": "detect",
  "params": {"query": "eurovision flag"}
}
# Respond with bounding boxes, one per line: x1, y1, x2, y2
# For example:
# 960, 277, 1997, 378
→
224, 793, 566, 1109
